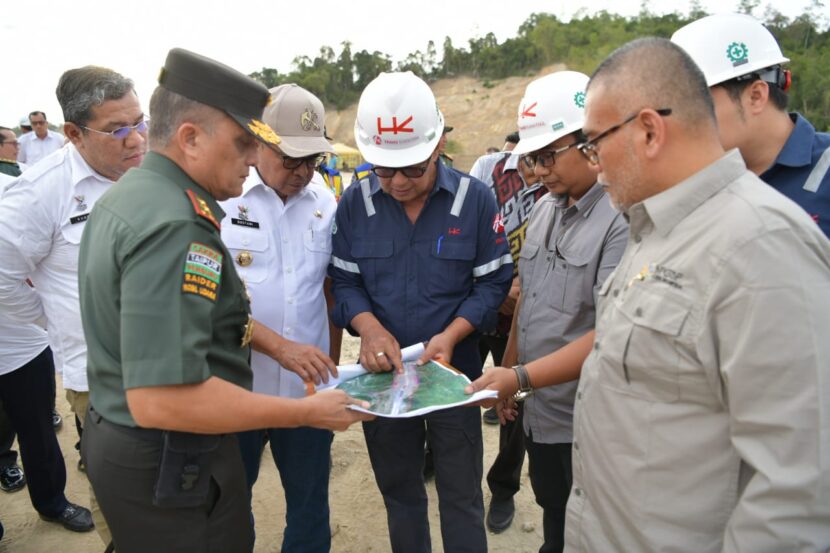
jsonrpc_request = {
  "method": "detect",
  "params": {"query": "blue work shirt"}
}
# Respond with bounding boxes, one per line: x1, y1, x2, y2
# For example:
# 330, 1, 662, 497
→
329, 162, 513, 379
761, 113, 830, 237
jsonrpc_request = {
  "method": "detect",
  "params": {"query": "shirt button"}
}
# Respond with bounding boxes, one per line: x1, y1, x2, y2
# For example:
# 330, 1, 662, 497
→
574, 487, 582, 497
613, 289, 619, 298
577, 391, 582, 400
593, 341, 600, 351
287, 297, 294, 304
282, 237, 288, 243
532, 292, 537, 298
286, 267, 293, 273
574, 441, 579, 450
285, 327, 292, 334
242, 238, 250, 246
634, 235, 642, 243
635, 307, 643, 317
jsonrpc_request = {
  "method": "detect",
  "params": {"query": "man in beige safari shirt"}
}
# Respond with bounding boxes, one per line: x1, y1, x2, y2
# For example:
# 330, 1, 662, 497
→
469, 37, 830, 552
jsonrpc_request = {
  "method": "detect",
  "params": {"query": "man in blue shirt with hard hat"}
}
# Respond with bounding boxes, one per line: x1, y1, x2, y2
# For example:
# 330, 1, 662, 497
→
330, 71, 512, 553
673, 13, 830, 237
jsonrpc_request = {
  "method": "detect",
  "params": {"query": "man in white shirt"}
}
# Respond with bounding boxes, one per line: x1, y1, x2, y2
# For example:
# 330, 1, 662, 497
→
18, 111, 65, 165
219, 84, 340, 553
0, 65, 147, 547
0, 311, 92, 531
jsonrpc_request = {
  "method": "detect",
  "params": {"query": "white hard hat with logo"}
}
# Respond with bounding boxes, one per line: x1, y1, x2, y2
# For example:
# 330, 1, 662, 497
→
671, 13, 789, 87
513, 70, 589, 156
354, 71, 444, 167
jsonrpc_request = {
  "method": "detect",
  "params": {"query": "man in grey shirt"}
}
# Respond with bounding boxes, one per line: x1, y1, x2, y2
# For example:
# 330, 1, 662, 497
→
504, 71, 627, 552
471, 37, 830, 552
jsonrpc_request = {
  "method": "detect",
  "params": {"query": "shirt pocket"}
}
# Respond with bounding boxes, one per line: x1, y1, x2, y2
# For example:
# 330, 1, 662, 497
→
352, 240, 395, 297
303, 228, 332, 283
518, 243, 540, 296
611, 284, 691, 402
222, 229, 270, 284
428, 239, 475, 297
550, 248, 593, 314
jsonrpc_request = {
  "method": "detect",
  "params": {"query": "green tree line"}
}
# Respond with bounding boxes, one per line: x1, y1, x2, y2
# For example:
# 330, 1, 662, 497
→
249, 2, 830, 129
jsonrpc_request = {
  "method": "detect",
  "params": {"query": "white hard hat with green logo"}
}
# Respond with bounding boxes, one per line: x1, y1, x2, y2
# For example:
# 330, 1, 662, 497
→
671, 13, 789, 87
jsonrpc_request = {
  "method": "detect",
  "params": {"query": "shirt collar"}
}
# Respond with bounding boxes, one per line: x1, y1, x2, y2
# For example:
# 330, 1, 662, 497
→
637, 149, 746, 237
550, 181, 605, 216
141, 151, 225, 221
67, 143, 114, 187
766, 112, 815, 170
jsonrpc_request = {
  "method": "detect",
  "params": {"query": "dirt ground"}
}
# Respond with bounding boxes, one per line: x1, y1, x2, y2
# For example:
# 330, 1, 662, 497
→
0, 335, 543, 552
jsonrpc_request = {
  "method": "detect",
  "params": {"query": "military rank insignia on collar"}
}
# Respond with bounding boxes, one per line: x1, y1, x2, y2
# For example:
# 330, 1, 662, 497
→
185, 189, 220, 230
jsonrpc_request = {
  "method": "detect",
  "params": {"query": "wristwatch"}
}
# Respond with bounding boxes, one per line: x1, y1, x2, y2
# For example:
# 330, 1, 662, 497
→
511, 364, 533, 402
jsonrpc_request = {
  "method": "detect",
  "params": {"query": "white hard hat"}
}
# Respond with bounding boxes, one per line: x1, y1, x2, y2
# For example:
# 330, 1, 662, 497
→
19, 116, 31, 128
513, 70, 590, 156
671, 13, 789, 87
354, 71, 444, 167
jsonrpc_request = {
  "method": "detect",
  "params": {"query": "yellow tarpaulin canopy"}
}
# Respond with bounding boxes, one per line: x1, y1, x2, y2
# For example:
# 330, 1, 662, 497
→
331, 143, 362, 171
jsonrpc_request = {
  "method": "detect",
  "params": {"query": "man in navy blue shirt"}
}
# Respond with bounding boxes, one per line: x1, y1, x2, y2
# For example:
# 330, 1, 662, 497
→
673, 13, 830, 237
330, 71, 512, 553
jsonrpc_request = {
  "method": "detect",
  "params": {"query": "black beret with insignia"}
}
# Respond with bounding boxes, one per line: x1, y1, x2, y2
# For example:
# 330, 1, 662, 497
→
158, 48, 280, 146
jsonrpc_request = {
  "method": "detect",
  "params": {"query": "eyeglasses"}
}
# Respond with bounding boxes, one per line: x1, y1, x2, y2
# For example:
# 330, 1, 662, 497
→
372, 158, 433, 179
1, 140, 19, 147
30, 120, 48, 126
578, 108, 672, 165
522, 142, 581, 169
274, 151, 325, 170
80, 119, 149, 139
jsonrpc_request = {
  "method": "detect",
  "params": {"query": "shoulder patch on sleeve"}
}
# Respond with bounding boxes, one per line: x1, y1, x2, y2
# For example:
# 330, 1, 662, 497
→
182, 242, 222, 302
185, 189, 221, 230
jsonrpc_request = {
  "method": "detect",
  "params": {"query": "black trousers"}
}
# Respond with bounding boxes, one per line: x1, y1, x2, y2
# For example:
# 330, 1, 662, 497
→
0, 404, 18, 468
479, 335, 526, 502
363, 406, 486, 553
83, 409, 252, 553
526, 438, 572, 553
0, 347, 68, 516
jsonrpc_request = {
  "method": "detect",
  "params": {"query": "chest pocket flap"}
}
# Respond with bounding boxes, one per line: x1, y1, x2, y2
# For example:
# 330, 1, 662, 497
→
352, 240, 395, 296
619, 284, 689, 336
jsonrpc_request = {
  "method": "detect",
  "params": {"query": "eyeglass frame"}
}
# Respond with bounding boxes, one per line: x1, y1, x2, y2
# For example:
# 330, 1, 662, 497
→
371, 157, 434, 179
269, 149, 326, 171
78, 119, 150, 140
521, 142, 581, 169
578, 108, 672, 165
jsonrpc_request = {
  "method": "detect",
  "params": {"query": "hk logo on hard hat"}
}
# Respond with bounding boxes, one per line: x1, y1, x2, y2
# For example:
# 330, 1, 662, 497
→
574, 92, 585, 109
377, 116, 414, 135
520, 102, 538, 118
726, 42, 749, 67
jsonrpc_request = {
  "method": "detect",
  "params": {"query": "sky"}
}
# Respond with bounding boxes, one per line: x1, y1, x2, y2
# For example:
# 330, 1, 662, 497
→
2, 0, 825, 129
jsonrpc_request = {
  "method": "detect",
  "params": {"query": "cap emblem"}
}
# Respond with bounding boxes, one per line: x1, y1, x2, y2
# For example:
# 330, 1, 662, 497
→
301, 108, 321, 131
574, 91, 585, 108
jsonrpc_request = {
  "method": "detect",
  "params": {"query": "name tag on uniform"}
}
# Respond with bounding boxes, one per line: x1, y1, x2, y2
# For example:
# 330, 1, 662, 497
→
231, 218, 259, 229
69, 213, 89, 224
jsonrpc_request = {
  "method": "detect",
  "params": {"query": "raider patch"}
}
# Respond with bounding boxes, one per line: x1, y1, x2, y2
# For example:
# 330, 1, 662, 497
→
182, 242, 223, 302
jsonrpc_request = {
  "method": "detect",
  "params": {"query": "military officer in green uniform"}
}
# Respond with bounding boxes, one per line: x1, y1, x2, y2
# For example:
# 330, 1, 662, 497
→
78, 48, 371, 553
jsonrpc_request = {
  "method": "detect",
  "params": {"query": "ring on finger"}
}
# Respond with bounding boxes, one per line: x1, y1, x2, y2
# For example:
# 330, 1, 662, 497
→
375, 352, 386, 358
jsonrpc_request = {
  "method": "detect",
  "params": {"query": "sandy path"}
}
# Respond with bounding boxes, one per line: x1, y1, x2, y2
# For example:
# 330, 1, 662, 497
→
0, 335, 543, 552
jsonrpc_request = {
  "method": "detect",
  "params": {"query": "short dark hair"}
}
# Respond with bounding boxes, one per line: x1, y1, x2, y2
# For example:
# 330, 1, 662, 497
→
505, 131, 520, 144
0, 126, 13, 143
56, 66, 135, 127
28, 111, 46, 121
717, 73, 789, 111
589, 37, 716, 130
148, 86, 220, 148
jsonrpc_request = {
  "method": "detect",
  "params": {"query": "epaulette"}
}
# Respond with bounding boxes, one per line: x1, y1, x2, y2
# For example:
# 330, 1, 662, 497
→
185, 189, 220, 230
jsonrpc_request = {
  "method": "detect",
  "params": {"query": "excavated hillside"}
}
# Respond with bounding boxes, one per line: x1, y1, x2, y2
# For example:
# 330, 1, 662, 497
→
324, 64, 566, 172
